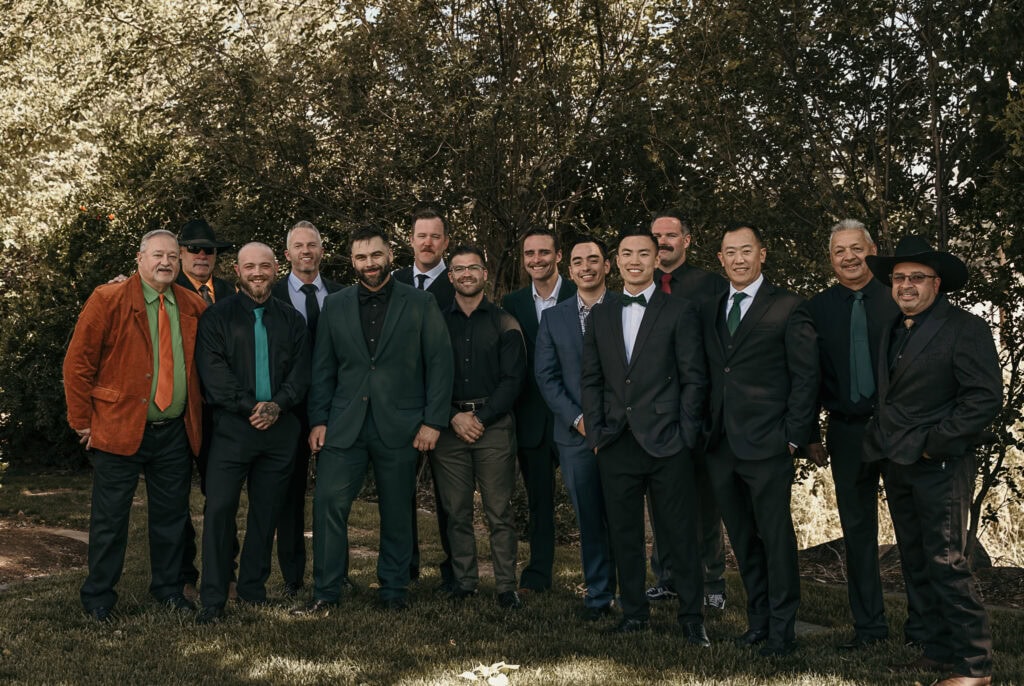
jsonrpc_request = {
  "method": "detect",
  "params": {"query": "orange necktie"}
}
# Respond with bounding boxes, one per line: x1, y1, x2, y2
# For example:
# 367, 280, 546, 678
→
154, 294, 174, 411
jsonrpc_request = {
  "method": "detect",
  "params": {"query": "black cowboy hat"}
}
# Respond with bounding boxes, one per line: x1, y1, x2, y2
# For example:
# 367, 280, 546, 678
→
178, 219, 233, 250
865, 234, 968, 293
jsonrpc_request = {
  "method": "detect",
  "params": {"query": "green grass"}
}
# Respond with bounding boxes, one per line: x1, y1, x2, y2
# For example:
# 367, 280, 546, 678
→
1, 471, 1023, 685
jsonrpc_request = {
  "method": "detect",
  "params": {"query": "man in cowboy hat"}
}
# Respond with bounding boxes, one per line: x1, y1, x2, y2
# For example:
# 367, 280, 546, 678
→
175, 218, 235, 600
864, 235, 1001, 686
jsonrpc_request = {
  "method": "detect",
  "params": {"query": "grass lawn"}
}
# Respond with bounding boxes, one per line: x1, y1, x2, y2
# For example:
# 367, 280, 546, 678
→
1, 472, 1022, 685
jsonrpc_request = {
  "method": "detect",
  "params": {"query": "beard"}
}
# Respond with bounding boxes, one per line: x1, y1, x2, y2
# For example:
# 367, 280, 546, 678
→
240, 274, 274, 302
454, 279, 485, 297
358, 257, 393, 289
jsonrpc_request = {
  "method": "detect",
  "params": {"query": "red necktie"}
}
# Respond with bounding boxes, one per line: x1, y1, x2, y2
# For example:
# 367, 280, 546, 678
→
154, 294, 174, 411
660, 272, 672, 294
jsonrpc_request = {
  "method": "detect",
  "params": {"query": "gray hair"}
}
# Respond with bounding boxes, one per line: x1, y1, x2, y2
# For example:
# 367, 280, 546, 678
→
139, 229, 178, 253
286, 220, 322, 247
829, 219, 874, 250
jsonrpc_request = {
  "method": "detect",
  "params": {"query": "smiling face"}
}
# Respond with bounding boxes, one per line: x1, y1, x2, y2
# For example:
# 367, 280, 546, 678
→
137, 234, 180, 292
718, 227, 766, 290
410, 217, 449, 272
830, 228, 876, 290
448, 252, 488, 298
235, 243, 278, 303
616, 235, 658, 294
522, 235, 561, 286
891, 260, 941, 316
285, 227, 324, 280
651, 216, 691, 272
351, 236, 393, 291
569, 241, 610, 295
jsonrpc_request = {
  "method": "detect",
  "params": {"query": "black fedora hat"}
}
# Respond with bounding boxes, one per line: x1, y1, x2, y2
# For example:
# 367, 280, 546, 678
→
865, 234, 968, 293
178, 219, 233, 250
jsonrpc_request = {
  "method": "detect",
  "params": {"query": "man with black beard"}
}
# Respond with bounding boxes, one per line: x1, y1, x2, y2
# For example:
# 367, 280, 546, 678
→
296, 227, 453, 613
194, 242, 311, 624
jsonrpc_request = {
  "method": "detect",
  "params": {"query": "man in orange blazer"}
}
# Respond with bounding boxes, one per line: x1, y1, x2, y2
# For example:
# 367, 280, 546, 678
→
64, 229, 206, 621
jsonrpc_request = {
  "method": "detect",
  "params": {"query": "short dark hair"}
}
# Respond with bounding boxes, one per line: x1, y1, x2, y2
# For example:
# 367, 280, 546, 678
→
521, 226, 560, 252
568, 235, 609, 261
411, 204, 449, 237
616, 225, 658, 250
450, 244, 487, 265
650, 210, 691, 235
721, 221, 764, 246
349, 225, 390, 251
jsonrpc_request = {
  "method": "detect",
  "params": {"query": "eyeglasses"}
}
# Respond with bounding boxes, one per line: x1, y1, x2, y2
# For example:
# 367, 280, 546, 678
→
450, 264, 485, 274
185, 246, 216, 255
891, 272, 937, 285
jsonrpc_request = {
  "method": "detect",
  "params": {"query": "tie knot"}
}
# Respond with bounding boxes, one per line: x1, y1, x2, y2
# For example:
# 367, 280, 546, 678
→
415, 274, 428, 289
300, 283, 317, 295
159, 293, 166, 306
732, 292, 747, 305
254, 307, 264, 320
853, 290, 864, 301
904, 317, 915, 330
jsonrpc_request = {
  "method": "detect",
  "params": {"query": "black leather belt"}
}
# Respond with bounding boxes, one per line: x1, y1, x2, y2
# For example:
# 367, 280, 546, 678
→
146, 416, 183, 430
829, 412, 871, 424
453, 398, 488, 412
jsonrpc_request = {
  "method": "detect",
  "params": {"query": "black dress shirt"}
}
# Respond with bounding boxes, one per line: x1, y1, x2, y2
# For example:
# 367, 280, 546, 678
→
196, 292, 311, 417
443, 297, 527, 427
655, 262, 728, 305
358, 278, 394, 357
887, 298, 939, 371
808, 277, 900, 419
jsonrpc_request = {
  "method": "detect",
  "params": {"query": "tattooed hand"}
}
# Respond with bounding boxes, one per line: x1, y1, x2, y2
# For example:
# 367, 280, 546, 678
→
250, 401, 281, 430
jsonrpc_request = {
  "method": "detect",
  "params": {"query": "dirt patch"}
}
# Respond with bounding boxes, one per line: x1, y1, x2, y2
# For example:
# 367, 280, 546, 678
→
0, 522, 88, 586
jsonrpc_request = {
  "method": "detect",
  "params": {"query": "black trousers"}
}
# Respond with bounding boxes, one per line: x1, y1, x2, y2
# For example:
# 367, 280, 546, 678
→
517, 440, 559, 591
882, 454, 992, 678
708, 439, 800, 646
826, 416, 887, 639
200, 412, 298, 608
410, 451, 454, 585
275, 415, 312, 587
598, 431, 703, 623
81, 419, 191, 611
648, 446, 727, 594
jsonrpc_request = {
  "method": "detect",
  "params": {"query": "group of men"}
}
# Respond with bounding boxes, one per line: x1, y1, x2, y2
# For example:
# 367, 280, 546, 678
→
63, 208, 999, 686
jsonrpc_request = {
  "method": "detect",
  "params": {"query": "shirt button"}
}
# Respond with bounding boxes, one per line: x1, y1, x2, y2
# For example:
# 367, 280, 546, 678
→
362, 396, 368, 402
724, 367, 731, 373
625, 379, 631, 385
626, 406, 632, 412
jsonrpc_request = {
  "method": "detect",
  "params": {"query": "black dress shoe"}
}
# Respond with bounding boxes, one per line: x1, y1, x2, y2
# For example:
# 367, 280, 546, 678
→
581, 604, 613, 622
497, 591, 523, 610
759, 640, 797, 657
290, 598, 338, 616
86, 606, 113, 623
682, 622, 711, 648
377, 597, 410, 611
734, 628, 769, 647
837, 634, 887, 650
196, 606, 225, 625
282, 581, 303, 598
161, 593, 196, 612
450, 588, 478, 601
607, 618, 650, 634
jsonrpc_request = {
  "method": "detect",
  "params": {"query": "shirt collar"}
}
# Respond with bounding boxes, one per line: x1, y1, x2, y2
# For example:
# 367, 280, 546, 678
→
623, 281, 657, 304
532, 275, 563, 302
729, 273, 764, 300
185, 273, 214, 294
577, 290, 606, 310
413, 259, 447, 282
141, 279, 176, 306
288, 272, 325, 294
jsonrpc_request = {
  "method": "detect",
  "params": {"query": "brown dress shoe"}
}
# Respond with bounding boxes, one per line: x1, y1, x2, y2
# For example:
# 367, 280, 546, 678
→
930, 676, 992, 686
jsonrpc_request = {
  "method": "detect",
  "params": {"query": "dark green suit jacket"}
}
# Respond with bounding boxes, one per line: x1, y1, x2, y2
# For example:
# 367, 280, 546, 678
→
502, 278, 577, 448
308, 281, 454, 450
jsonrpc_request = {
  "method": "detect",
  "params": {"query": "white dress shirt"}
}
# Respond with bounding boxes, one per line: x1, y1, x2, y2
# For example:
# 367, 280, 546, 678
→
412, 259, 447, 291
725, 273, 764, 323
621, 282, 657, 364
287, 272, 328, 322
532, 275, 564, 323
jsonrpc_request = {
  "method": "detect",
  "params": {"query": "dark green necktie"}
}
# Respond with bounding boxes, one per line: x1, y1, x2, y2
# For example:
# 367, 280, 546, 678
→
849, 291, 875, 401
254, 307, 272, 402
727, 292, 747, 335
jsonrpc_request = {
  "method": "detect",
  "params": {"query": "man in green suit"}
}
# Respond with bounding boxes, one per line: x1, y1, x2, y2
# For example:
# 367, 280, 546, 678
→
295, 226, 454, 612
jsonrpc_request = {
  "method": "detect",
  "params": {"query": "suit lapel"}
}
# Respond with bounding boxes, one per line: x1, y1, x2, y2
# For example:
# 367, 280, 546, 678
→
340, 288, 370, 360
728, 283, 774, 355
376, 282, 409, 357
627, 291, 665, 372
708, 290, 729, 359
890, 299, 950, 386
603, 298, 628, 369
877, 324, 893, 399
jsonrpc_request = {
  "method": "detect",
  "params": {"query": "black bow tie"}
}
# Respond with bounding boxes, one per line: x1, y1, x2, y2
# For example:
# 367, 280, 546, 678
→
622, 293, 647, 307
358, 288, 387, 307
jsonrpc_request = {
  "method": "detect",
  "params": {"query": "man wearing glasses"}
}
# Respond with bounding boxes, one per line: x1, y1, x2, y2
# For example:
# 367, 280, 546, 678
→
864, 236, 1000, 686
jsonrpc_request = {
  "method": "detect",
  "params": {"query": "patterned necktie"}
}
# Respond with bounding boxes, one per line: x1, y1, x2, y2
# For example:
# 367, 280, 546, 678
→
253, 307, 272, 402
660, 273, 672, 294
198, 284, 213, 306
415, 274, 428, 290
154, 294, 174, 410
727, 292, 747, 335
300, 283, 320, 335
849, 291, 875, 401
622, 293, 647, 307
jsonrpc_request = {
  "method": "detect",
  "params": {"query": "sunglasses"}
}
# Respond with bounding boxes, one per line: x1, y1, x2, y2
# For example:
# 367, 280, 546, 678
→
185, 246, 217, 255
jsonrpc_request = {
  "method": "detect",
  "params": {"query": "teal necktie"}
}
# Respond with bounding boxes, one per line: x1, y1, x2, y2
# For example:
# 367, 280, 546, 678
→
727, 292, 747, 335
849, 291, 875, 401
254, 307, 272, 402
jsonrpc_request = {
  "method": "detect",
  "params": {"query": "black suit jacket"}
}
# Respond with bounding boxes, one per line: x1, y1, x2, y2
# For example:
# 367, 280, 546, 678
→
656, 263, 728, 306
393, 266, 455, 311
702, 280, 819, 459
581, 290, 707, 456
502, 278, 578, 448
271, 273, 344, 315
863, 297, 1001, 465
176, 272, 234, 302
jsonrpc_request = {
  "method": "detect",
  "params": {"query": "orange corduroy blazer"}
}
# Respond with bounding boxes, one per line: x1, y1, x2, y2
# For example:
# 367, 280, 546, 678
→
63, 273, 206, 456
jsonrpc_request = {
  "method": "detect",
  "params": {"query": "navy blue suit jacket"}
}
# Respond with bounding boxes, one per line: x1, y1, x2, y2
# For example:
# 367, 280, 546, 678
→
534, 294, 587, 448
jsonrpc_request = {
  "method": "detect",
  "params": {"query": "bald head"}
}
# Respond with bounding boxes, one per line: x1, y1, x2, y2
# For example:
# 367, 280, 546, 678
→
235, 242, 278, 303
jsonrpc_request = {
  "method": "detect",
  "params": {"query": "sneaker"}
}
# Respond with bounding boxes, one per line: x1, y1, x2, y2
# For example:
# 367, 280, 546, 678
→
704, 592, 726, 610
645, 584, 678, 601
